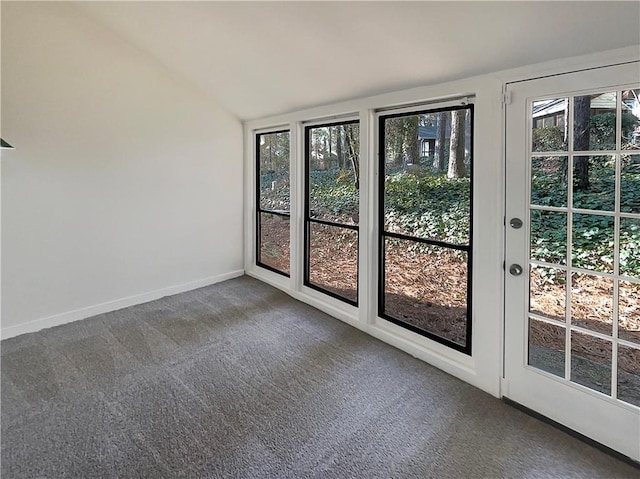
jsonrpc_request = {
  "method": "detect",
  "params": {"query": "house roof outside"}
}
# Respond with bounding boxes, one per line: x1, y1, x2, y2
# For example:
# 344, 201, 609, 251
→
533, 92, 636, 119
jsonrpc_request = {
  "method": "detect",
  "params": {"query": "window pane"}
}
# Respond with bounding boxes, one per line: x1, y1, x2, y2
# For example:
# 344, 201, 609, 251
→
621, 154, 640, 214
308, 123, 359, 225
618, 345, 640, 407
383, 237, 468, 347
532, 98, 568, 152
259, 131, 290, 212
529, 266, 566, 322
383, 109, 471, 245
620, 217, 640, 280
258, 212, 290, 275
529, 318, 565, 378
618, 280, 640, 344
572, 155, 615, 212
572, 213, 614, 273
574, 92, 616, 151
570, 330, 612, 395
531, 156, 567, 208
379, 105, 473, 353
307, 222, 358, 303
570, 273, 613, 336
530, 210, 566, 265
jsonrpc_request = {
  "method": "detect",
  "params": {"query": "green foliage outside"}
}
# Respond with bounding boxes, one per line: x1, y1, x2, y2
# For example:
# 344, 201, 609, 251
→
532, 111, 638, 151
384, 173, 470, 246
309, 169, 358, 219
532, 126, 565, 152
304, 165, 471, 254
259, 109, 640, 284
531, 154, 640, 281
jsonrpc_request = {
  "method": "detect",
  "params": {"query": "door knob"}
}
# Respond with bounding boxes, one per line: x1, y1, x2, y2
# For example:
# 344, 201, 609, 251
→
509, 264, 523, 276
510, 218, 523, 229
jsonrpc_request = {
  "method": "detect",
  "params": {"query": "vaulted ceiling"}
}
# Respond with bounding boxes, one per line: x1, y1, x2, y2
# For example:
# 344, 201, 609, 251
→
76, 1, 640, 120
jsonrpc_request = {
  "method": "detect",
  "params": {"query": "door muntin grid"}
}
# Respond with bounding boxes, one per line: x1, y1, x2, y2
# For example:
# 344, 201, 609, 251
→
526, 88, 640, 408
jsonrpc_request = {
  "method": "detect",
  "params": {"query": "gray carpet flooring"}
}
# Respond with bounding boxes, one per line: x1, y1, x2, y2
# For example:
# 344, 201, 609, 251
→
1, 276, 638, 478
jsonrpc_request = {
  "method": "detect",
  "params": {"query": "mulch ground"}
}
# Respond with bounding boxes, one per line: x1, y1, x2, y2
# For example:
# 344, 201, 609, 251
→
530, 269, 639, 377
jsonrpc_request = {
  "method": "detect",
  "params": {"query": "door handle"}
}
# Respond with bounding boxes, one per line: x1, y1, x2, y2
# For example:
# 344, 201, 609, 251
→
510, 218, 523, 229
509, 264, 523, 276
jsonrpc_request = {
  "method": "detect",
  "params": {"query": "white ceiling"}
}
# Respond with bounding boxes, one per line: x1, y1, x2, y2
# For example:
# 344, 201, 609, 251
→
76, 1, 640, 120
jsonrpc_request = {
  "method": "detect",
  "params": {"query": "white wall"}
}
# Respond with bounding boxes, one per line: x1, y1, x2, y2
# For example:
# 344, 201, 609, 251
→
1, 2, 244, 338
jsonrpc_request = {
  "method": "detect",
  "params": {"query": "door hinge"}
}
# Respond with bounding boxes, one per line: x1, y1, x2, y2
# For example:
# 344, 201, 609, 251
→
503, 91, 512, 106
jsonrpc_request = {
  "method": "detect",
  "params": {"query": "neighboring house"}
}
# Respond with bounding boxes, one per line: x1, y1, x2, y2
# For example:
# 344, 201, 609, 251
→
418, 124, 450, 158
532, 91, 638, 128
417, 121, 471, 159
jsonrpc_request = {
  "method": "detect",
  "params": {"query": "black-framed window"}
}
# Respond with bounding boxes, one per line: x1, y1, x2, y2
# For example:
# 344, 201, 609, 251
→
304, 121, 360, 304
379, 104, 474, 354
256, 130, 290, 276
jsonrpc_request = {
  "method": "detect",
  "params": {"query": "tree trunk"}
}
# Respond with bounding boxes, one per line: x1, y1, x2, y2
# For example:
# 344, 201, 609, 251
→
323, 136, 328, 161
448, 109, 466, 178
336, 127, 343, 168
434, 112, 447, 170
402, 116, 419, 165
573, 95, 591, 191
345, 124, 360, 189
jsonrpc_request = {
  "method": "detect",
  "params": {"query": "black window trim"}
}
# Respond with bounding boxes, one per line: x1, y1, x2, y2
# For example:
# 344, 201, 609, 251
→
304, 119, 361, 306
256, 129, 291, 278
377, 103, 474, 355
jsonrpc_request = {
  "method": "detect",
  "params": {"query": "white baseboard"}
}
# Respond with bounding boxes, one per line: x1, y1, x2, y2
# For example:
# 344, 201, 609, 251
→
1, 270, 245, 340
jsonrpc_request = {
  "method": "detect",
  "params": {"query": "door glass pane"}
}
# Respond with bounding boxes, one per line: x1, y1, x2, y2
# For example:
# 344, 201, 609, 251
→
570, 330, 612, 395
532, 98, 568, 152
618, 280, 640, 344
572, 155, 616, 212
573, 92, 616, 151
530, 210, 566, 264
383, 237, 468, 346
525, 84, 640, 410
529, 266, 565, 322
259, 131, 290, 212
531, 156, 567, 207
621, 88, 640, 150
572, 213, 614, 273
619, 217, 640, 280
621, 154, 640, 213
570, 273, 613, 336
308, 124, 359, 225
258, 212, 290, 275
617, 345, 640, 407
307, 223, 358, 303
529, 318, 565, 378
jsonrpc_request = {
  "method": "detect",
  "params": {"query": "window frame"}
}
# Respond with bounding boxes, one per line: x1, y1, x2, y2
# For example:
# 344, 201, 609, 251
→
303, 119, 360, 306
377, 103, 475, 354
255, 129, 291, 277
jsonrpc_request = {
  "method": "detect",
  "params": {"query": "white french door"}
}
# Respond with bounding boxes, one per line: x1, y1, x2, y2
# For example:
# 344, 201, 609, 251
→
504, 62, 640, 461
